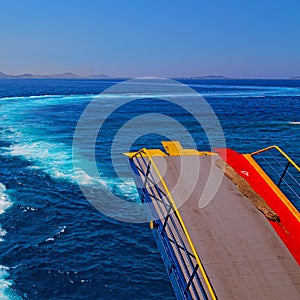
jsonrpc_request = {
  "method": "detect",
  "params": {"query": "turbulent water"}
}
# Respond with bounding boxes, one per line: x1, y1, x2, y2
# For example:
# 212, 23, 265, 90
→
0, 79, 299, 299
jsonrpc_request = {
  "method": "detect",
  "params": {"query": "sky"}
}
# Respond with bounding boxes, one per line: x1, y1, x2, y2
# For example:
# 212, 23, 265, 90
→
0, 0, 299, 78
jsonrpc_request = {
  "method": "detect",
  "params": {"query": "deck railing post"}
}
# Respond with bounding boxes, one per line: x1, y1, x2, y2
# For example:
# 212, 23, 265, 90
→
184, 264, 203, 298
277, 161, 290, 187
143, 160, 152, 186
162, 204, 173, 232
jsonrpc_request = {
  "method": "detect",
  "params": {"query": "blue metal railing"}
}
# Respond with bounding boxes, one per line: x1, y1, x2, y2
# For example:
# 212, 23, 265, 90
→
129, 149, 216, 300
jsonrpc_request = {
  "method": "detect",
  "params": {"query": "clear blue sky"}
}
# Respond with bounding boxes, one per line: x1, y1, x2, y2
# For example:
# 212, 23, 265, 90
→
1, 0, 299, 78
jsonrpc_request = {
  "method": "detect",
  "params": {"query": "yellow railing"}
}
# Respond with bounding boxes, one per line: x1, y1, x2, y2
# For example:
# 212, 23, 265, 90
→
130, 148, 217, 300
248, 145, 300, 221
250, 145, 300, 172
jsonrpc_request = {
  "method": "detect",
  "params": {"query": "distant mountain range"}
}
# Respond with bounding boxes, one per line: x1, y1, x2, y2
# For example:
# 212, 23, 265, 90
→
0, 72, 298, 80
0, 71, 110, 79
188, 75, 229, 79
185, 75, 300, 80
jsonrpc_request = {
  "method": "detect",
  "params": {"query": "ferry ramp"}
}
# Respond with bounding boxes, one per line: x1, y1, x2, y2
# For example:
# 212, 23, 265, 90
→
128, 142, 300, 300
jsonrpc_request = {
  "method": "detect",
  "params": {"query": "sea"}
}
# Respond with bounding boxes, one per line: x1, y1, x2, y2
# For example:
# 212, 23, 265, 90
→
0, 78, 299, 299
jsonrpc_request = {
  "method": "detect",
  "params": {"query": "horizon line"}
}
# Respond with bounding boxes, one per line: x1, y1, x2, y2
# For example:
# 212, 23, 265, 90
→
0, 71, 299, 80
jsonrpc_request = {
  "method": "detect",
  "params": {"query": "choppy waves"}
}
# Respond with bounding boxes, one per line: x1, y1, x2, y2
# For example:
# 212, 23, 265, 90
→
0, 183, 22, 299
3, 141, 138, 204
0, 80, 299, 299
0, 93, 138, 299
0, 92, 139, 202
0, 184, 12, 217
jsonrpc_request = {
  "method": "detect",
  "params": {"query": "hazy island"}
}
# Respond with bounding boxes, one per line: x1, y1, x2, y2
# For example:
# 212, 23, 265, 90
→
0, 71, 110, 79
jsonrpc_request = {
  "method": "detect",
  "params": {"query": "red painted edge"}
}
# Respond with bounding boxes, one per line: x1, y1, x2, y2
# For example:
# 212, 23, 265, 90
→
215, 148, 300, 265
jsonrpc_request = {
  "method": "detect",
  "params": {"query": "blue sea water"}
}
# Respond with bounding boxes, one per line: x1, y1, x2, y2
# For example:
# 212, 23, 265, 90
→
0, 78, 299, 299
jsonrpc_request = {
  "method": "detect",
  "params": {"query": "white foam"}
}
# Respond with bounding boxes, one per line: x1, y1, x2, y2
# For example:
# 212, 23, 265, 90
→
3, 140, 139, 201
0, 184, 12, 215
102, 177, 139, 202
45, 237, 54, 242
0, 266, 12, 300
0, 228, 7, 242
0, 266, 22, 299
59, 226, 66, 234
3, 139, 140, 205
20, 206, 37, 212
52, 168, 103, 186
0, 94, 92, 103
0, 182, 11, 244
0, 94, 141, 205
44, 226, 67, 243
3, 141, 75, 181
0, 184, 22, 299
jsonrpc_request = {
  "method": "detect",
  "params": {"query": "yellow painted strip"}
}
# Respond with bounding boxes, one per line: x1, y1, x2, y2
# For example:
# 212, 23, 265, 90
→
124, 149, 167, 157
146, 149, 167, 156
198, 152, 217, 156
125, 141, 216, 157
178, 149, 200, 155
143, 148, 217, 300
250, 145, 300, 172
124, 152, 136, 157
149, 220, 154, 229
162, 141, 182, 155
244, 154, 300, 223
162, 141, 216, 156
